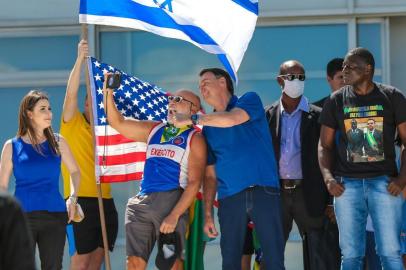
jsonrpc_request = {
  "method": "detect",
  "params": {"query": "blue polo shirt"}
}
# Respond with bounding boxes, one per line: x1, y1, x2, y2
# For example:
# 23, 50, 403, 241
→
203, 92, 280, 199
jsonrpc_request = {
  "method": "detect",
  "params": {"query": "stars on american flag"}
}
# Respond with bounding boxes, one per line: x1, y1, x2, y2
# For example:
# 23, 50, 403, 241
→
88, 57, 168, 126
94, 74, 102, 81
124, 91, 132, 98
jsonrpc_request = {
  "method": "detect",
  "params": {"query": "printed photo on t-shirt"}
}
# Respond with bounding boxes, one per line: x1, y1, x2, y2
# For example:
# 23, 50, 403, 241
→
344, 116, 384, 163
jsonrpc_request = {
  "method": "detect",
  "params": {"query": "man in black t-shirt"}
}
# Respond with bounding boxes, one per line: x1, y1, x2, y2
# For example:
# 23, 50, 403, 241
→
318, 47, 406, 270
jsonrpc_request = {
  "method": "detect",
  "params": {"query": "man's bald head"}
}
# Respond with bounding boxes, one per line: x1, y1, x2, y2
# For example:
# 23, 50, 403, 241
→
279, 60, 305, 75
174, 89, 201, 113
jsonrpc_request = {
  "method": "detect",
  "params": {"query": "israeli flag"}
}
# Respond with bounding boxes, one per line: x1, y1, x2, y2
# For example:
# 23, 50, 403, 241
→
79, 0, 258, 81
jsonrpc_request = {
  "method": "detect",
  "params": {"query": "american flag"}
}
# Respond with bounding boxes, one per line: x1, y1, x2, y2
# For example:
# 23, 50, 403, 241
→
87, 57, 169, 183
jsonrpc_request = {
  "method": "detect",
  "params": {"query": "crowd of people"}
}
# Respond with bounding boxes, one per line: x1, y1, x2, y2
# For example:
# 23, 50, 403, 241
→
0, 41, 406, 270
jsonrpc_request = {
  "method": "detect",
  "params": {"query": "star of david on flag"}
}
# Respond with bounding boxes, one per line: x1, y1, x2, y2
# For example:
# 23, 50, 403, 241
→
153, 0, 173, 12
87, 56, 169, 183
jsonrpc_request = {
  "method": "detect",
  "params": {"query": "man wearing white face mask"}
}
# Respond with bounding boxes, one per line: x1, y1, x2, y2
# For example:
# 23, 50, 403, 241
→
265, 60, 331, 269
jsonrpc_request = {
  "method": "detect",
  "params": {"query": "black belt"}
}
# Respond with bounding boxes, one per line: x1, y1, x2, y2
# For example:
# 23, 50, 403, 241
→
280, 179, 302, 190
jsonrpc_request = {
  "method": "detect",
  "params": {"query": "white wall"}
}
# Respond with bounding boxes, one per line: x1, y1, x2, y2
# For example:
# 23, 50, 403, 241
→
356, 0, 406, 9
260, 0, 347, 17
260, 0, 406, 17
0, 0, 79, 25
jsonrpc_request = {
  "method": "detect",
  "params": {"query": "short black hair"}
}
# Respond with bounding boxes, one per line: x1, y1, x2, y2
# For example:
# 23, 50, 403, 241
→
199, 68, 234, 95
326, 58, 344, 78
347, 47, 375, 71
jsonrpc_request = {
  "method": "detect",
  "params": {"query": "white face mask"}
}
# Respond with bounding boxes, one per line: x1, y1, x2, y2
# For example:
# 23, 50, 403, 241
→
282, 79, 305, 98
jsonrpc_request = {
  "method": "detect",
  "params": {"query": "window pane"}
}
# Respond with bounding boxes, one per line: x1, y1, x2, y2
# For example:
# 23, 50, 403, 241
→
357, 23, 383, 81
357, 23, 382, 69
0, 35, 78, 72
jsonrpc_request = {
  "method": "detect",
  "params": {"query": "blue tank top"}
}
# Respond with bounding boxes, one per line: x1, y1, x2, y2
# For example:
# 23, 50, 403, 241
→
12, 137, 66, 212
141, 123, 197, 194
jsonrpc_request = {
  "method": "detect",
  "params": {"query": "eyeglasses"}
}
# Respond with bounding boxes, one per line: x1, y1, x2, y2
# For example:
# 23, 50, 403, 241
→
168, 95, 196, 107
278, 74, 306, 81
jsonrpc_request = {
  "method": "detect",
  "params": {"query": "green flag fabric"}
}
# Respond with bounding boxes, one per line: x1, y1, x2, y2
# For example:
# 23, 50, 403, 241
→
252, 228, 262, 270
184, 197, 205, 270
366, 131, 378, 149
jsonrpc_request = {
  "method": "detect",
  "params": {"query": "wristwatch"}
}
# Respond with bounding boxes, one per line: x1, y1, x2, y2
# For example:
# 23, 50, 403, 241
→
191, 114, 200, 125
69, 195, 78, 205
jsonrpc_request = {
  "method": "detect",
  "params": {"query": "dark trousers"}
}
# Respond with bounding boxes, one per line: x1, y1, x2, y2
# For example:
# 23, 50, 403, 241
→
218, 186, 285, 270
281, 187, 324, 243
27, 211, 67, 270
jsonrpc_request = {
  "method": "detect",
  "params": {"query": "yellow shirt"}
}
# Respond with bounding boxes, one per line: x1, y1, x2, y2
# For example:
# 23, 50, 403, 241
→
60, 110, 112, 198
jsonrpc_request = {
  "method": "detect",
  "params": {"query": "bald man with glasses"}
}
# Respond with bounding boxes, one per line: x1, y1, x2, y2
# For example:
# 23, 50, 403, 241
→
265, 60, 330, 268
103, 84, 207, 270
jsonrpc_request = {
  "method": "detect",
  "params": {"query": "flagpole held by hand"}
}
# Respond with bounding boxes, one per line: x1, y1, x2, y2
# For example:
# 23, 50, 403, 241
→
81, 23, 112, 270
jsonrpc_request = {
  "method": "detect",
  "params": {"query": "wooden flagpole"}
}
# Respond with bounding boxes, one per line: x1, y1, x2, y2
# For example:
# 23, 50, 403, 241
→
81, 24, 112, 270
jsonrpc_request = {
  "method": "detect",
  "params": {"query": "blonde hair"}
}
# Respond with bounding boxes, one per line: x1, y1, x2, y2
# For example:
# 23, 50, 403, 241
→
17, 90, 60, 155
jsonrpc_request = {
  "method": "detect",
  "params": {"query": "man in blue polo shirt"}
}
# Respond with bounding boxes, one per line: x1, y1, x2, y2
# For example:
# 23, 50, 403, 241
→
172, 68, 285, 270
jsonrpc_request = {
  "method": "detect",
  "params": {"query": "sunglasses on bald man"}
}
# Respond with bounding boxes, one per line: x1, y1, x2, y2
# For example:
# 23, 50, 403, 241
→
168, 95, 196, 107
278, 74, 306, 81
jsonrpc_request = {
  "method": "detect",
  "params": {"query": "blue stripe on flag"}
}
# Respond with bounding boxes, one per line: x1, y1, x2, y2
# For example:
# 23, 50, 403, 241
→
217, 54, 237, 82
80, 0, 218, 46
232, 0, 259, 15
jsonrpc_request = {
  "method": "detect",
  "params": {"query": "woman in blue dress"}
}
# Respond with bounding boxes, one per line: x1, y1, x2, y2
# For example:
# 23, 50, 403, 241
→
0, 90, 80, 270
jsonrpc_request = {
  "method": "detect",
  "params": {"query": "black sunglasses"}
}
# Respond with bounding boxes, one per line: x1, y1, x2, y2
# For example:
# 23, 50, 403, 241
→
168, 95, 196, 107
278, 74, 306, 81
